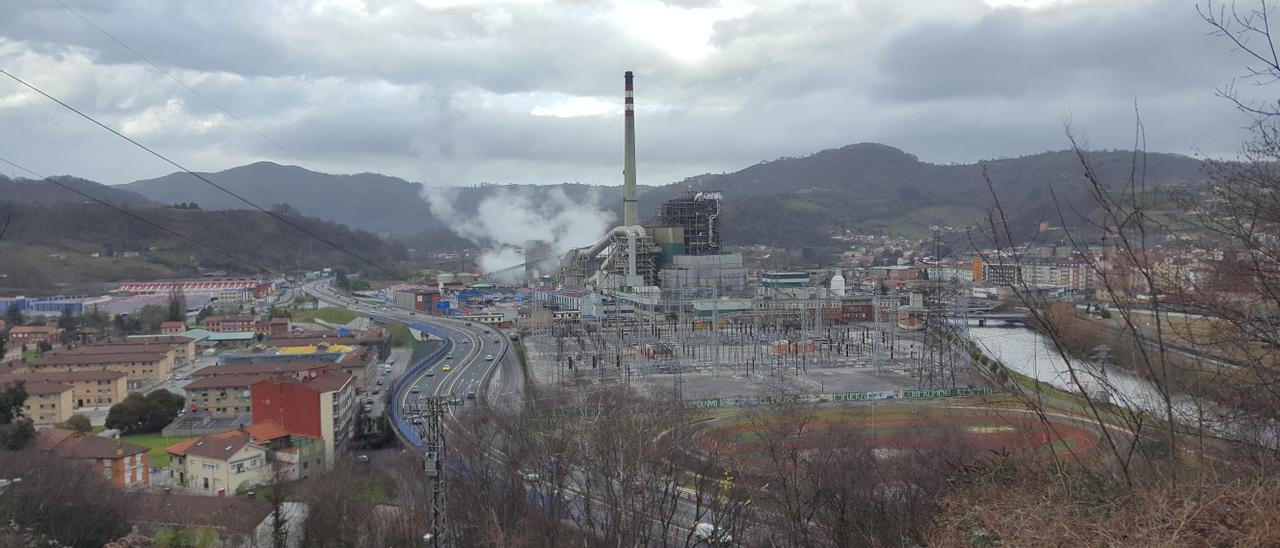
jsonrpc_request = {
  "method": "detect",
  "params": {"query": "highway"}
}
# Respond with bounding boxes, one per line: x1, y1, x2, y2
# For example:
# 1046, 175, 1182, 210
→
298, 279, 516, 441
300, 279, 717, 544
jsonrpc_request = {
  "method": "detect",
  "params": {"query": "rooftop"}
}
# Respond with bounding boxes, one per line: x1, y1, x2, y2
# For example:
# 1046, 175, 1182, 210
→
35, 429, 148, 459
193, 361, 334, 378
32, 352, 166, 366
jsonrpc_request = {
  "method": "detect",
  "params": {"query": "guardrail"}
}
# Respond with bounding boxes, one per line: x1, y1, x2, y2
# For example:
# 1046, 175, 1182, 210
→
388, 323, 452, 448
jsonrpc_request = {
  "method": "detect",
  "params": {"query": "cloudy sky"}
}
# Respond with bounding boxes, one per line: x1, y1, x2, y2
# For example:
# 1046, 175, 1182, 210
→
0, 0, 1255, 187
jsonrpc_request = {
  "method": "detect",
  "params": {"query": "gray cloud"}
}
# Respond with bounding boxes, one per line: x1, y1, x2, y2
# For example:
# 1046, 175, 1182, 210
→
0, 0, 1259, 189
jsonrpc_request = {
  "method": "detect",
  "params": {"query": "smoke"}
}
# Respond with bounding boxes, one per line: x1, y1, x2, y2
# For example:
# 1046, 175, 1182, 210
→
421, 185, 616, 283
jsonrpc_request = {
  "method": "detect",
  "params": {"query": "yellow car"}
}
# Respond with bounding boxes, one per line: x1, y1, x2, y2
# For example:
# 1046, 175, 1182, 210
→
441, 365, 452, 372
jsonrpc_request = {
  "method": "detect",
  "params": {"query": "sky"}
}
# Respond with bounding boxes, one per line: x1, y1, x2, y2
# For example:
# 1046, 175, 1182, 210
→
0, 0, 1256, 187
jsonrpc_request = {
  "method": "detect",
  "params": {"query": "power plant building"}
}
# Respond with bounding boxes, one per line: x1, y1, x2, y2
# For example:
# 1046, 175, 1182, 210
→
658, 191, 722, 256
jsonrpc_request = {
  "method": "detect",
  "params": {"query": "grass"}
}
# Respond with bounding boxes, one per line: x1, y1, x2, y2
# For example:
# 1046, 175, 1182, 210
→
22, 348, 38, 361
290, 307, 358, 325
387, 322, 416, 347
121, 432, 197, 467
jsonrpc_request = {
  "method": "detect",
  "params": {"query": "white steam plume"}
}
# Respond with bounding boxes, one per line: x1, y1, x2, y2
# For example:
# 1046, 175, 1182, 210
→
421, 186, 615, 284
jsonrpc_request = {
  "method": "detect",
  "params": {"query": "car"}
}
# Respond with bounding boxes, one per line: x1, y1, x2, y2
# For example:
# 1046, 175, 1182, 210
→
354, 455, 371, 464
485, 354, 494, 361
441, 365, 452, 372
465, 322, 472, 326
467, 391, 476, 400
181, 375, 192, 380
365, 398, 374, 405
426, 372, 436, 377
412, 417, 424, 425
461, 340, 470, 344
410, 386, 421, 394
521, 471, 540, 482
372, 388, 381, 395
447, 354, 454, 359
376, 379, 385, 386
693, 523, 732, 544
363, 404, 372, 412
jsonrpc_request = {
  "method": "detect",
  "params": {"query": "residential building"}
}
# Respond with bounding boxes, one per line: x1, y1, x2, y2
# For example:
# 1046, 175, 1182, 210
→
240, 421, 325, 480
8, 324, 63, 346
160, 321, 185, 334
0, 369, 127, 408
28, 351, 174, 388
205, 315, 258, 333
251, 372, 355, 466
45, 342, 182, 370
127, 494, 275, 547
10, 380, 73, 425
186, 361, 335, 417
34, 429, 150, 489
166, 429, 270, 496
121, 335, 199, 361
115, 278, 274, 302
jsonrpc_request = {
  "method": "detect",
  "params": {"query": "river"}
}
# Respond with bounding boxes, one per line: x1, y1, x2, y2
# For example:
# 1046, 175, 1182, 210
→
966, 325, 1202, 422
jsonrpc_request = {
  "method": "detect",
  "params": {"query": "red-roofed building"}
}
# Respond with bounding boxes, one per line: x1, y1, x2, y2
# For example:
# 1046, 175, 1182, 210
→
251, 371, 354, 466
34, 429, 150, 489
204, 315, 257, 333
8, 324, 63, 346
166, 429, 267, 496
160, 321, 185, 334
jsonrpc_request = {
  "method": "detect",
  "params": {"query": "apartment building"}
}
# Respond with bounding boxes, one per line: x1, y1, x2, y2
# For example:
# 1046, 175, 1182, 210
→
204, 315, 257, 333
251, 372, 355, 467
185, 361, 334, 417
8, 324, 63, 346
0, 369, 127, 408
28, 351, 174, 388
12, 380, 73, 425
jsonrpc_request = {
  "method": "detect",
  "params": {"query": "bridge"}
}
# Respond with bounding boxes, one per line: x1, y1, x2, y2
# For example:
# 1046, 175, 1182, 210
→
967, 311, 1030, 326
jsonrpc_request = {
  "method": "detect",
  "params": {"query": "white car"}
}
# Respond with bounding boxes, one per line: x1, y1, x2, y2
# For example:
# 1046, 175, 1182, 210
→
485, 354, 494, 361
693, 523, 732, 544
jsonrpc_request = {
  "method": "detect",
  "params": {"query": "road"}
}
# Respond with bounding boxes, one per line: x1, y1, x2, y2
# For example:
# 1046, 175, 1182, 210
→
300, 279, 714, 544
298, 279, 515, 440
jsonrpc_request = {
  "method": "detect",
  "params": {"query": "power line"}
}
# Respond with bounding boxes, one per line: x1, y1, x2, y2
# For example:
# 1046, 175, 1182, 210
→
51, 0, 397, 220
0, 156, 282, 278
0, 67, 394, 276
52, 0, 323, 175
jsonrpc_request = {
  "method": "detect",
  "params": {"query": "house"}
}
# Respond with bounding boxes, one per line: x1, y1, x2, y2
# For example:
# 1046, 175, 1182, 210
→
8, 379, 74, 425
160, 321, 185, 334
0, 369, 128, 408
127, 493, 277, 547
8, 324, 63, 346
241, 421, 325, 480
251, 372, 355, 467
204, 315, 258, 333
166, 429, 271, 496
33, 429, 150, 489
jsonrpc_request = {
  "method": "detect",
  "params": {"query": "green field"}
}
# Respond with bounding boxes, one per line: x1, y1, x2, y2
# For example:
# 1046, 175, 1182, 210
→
290, 307, 358, 325
121, 432, 197, 467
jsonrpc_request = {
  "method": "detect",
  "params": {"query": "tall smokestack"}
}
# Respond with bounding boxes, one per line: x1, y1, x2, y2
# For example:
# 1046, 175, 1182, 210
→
623, 70, 638, 227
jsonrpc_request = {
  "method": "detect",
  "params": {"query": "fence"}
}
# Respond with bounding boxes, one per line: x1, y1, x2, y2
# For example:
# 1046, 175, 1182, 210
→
388, 322, 452, 448
388, 322, 510, 449
684, 386, 1000, 409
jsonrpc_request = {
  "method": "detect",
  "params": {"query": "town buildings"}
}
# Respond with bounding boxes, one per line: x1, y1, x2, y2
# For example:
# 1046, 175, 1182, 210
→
251, 371, 356, 466
0, 369, 127, 408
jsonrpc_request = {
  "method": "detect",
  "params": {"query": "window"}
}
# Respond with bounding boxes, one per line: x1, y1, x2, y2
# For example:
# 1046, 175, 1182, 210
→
202, 462, 218, 471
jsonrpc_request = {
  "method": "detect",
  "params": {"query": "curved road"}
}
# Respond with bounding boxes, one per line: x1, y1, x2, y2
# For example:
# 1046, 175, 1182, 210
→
299, 280, 517, 441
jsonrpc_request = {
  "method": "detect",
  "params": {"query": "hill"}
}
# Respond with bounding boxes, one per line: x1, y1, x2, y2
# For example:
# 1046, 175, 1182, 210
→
115, 144, 1209, 249
0, 200, 407, 294
638, 143, 1208, 245
0, 174, 158, 208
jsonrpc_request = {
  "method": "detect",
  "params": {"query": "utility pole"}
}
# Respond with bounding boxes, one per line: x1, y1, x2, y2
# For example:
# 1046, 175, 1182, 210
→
423, 395, 449, 547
